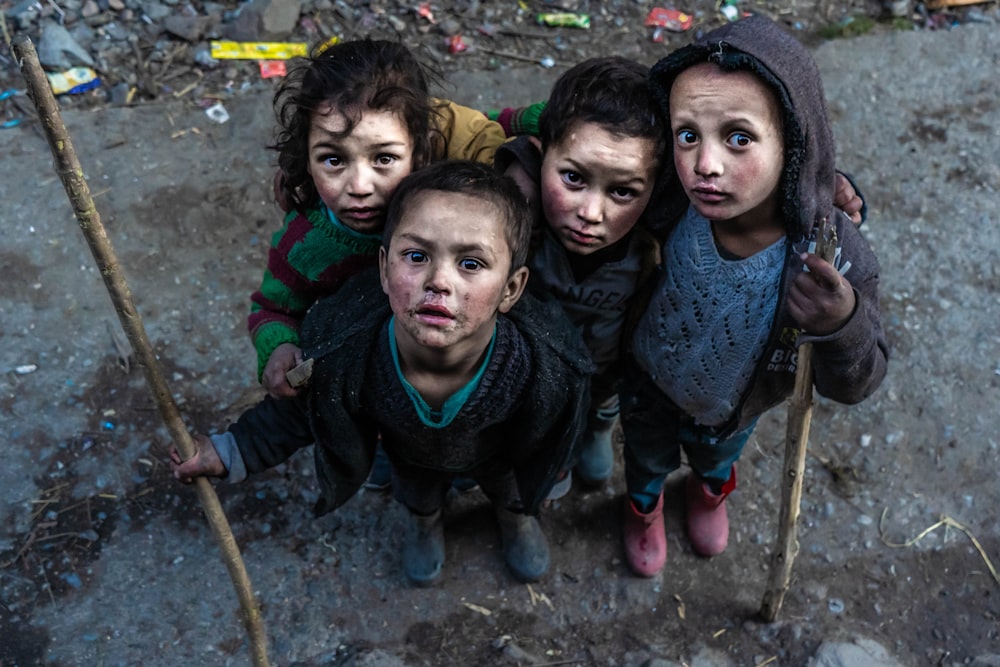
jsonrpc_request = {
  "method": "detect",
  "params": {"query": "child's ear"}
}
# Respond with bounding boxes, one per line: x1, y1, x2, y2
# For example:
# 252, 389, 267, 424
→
378, 246, 390, 296
498, 266, 529, 314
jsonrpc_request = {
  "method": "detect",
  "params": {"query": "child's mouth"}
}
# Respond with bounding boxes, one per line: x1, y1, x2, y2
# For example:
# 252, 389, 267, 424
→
344, 207, 381, 221
691, 187, 725, 203
565, 227, 600, 245
416, 304, 454, 323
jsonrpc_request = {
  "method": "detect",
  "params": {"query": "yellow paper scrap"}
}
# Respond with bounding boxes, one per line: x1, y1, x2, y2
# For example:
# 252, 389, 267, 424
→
210, 40, 308, 60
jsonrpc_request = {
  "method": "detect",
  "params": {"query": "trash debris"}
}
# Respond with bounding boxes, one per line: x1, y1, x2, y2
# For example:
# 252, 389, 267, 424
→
537, 12, 591, 29
539, 56, 556, 68
418, 2, 437, 24
0, 90, 22, 128
209, 40, 308, 60
258, 60, 287, 78
15, 364, 38, 375
205, 101, 230, 124
314, 36, 341, 55
45, 67, 101, 95
448, 35, 468, 54
645, 7, 694, 33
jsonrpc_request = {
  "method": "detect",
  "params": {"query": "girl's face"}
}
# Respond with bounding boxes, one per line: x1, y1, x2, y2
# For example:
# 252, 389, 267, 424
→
669, 63, 784, 231
306, 105, 415, 235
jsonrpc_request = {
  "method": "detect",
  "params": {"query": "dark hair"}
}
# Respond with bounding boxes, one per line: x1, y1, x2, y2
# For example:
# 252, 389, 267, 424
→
382, 160, 533, 273
538, 56, 666, 162
270, 39, 438, 213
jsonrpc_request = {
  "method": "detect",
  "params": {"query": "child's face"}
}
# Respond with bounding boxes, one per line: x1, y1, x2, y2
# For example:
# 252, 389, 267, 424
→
539, 120, 658, 256
669, 63, 784, 229
307, 105, 415, 234
379, 191, 528, 357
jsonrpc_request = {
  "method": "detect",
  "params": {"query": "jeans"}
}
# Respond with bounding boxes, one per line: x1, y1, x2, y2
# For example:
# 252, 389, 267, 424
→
620, 364, 757, 513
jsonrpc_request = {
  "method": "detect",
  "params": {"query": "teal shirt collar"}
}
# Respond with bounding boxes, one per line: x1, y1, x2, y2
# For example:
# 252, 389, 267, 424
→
388, 317, 497, 429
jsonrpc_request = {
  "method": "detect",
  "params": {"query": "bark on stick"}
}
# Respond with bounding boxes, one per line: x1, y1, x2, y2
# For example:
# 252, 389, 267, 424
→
760, 219, 838, 623
12, 34, 270, 667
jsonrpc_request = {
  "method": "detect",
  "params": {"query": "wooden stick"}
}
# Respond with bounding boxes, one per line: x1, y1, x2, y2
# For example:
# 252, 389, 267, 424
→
759, 219, 838, 622
12, 35, 271, 666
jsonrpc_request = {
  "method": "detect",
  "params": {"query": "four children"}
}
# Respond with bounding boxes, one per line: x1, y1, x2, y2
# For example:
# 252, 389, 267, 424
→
173, 17, 886, 585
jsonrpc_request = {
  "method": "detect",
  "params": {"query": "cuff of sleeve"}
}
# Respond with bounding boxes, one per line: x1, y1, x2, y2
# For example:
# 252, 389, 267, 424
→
211, 431, 248, 483
253, 324, 301, 381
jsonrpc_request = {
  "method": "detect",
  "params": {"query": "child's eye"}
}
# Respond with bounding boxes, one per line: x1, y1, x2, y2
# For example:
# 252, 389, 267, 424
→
561, 171, 583, 187
611, 186, 639, 201
375, 154, 398, 167
676, 129, 697, 146
460, 258, 483, 271
321, 155, 343, 168
403, 250, 427, 263
727, 133, 753, 148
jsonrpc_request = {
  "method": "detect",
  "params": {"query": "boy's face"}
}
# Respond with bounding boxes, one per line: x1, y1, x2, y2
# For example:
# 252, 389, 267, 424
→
379, 190, 528, 357
307, 105, 415, 235
669, 63, 784, 229
539, 120, 657, 255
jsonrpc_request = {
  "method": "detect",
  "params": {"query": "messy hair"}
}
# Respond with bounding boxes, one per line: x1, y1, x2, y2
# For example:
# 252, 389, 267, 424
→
538, 56, 666, 162
382, 160, 533, 273
270, 38, 438, 213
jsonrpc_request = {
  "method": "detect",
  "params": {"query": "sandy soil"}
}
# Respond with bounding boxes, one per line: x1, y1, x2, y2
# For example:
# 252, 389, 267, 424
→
2, 22, 999, 667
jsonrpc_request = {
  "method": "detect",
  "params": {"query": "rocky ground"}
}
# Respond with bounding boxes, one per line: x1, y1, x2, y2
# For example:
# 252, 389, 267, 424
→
2, 1, 1000, 667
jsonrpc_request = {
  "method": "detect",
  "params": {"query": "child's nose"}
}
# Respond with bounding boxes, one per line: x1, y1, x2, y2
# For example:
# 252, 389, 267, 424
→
346, 164, 375, 194
695, 143, 723, 177
577, 192, 605, 224
424, 263, 453, 293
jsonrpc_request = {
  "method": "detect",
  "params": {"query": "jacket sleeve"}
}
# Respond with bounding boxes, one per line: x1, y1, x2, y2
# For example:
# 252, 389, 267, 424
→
248, 212, 314, 379
430, 99, 509, 164
801, 216, 888, 404
485, 101, 546, 137
227, 394, 315, 474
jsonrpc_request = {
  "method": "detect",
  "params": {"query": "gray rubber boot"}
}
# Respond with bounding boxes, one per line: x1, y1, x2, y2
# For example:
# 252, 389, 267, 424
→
575, 414, 616, 486
402, 509, 445, 587
495, 507, 550, 582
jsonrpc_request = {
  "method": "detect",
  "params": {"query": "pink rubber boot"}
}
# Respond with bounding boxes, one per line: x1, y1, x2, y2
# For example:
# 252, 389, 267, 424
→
685, 466, 736, 557
623, 492, 666, 577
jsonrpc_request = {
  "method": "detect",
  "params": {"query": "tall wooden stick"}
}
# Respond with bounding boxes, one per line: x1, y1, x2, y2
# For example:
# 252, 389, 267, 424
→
12, 35, 270, 666
759, 219, 838, 622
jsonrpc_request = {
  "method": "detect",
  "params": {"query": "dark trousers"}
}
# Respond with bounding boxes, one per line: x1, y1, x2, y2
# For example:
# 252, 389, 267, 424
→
620, 361, 756, 513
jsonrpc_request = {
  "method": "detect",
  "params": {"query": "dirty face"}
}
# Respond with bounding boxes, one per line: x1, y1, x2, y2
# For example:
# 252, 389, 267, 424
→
669, 63, 785, 230
379, 190, 528, 359
307, 105, 415, 234
539, 120, 657, 255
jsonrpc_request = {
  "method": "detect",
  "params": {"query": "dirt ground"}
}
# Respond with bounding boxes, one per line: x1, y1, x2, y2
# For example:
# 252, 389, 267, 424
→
2, 17, 1000, 667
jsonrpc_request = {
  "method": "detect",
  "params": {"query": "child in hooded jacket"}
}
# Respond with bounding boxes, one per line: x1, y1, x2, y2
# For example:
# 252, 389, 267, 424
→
619, 15, 888, 577
493, 57, 867, 493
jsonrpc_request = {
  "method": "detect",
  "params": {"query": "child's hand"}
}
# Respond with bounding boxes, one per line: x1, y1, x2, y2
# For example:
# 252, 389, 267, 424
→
263, 343, 303, 399
833, 172, 863, 226
788, 252, 856, 336
170, 435, 226, 483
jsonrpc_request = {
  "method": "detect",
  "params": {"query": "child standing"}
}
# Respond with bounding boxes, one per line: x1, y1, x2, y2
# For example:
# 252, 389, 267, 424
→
620, 15, 889, 577
251, 38, 507, 399
494, 58, 866, 492
495, 57, 666, 489
172, 160, 592, 586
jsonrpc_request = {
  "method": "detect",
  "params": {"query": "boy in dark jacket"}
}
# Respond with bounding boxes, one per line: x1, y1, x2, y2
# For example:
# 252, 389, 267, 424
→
620, 15, 888, 577
172, 160, 592, 586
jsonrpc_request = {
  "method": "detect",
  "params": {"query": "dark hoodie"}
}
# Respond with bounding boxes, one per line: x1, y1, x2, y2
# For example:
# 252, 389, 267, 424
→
638, 15, 888, 432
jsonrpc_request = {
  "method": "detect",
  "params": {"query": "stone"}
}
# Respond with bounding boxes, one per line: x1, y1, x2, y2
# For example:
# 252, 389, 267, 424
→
37, 21, 96, 70
162, 14, 208, 42
808, 638, 905, 667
